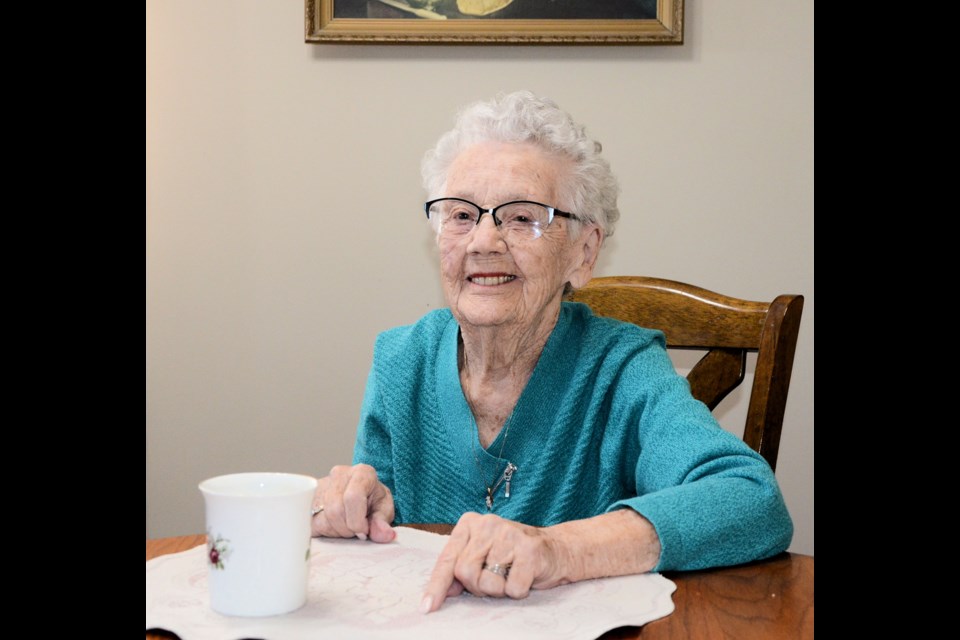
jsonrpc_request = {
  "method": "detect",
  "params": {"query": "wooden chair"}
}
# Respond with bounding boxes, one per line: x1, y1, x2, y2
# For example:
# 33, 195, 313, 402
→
568, 276, 804, 472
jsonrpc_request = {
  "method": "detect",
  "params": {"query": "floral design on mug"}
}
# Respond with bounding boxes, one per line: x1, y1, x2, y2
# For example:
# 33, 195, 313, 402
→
206, 530, 231, 569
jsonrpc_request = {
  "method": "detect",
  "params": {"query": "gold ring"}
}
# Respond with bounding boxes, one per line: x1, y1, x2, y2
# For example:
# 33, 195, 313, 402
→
483, 562, 512, 578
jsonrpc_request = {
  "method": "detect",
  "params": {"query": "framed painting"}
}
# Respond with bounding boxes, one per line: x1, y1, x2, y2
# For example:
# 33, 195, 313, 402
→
304, 1, 684, 45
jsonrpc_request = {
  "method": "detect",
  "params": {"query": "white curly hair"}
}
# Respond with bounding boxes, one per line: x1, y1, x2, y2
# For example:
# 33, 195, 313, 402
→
420, 90, 621, 238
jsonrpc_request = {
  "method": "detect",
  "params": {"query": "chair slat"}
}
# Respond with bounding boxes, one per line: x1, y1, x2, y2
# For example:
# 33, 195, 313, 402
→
569, 276, 803, 472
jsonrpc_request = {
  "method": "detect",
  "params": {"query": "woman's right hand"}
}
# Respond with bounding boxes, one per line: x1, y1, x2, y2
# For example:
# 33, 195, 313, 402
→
310, 463, 396, 543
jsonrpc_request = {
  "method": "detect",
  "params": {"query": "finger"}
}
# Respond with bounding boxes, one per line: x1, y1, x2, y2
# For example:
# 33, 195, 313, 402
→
476, 560, 510, 597
454, 513, 521, 597
319, 465, 362, 539
314, 465, 353, 538
420, 524, 472, 613
369, 516, 396, 543
368, 481, 395, 523
503, 572, 532, 600
488, 527, 540, 600
343, 464, 385, 539
310, 478, 331, 537
366, 483, 396, 543
501, 531, 541, 599
463, 514, 533, 599
446, 578, 464, 598
501, 559, 532, 600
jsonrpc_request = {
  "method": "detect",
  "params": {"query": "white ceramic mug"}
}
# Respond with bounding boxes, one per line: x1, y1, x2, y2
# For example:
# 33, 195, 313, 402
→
199, 472, 318, 617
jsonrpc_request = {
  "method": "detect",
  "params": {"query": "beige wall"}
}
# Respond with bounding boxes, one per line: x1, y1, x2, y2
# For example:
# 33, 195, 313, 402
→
146, 0, 814, 556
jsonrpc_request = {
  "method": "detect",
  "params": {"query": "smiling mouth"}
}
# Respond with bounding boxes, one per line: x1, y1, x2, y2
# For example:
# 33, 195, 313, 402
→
468, 275, 517, 286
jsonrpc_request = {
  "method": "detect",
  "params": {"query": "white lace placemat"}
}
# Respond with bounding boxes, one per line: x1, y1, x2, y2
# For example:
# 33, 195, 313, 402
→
147, 526, 675, 640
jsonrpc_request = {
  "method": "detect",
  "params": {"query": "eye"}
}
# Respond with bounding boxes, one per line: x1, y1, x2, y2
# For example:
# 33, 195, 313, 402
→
500, 204, 543, 226
438, 202, 477, 223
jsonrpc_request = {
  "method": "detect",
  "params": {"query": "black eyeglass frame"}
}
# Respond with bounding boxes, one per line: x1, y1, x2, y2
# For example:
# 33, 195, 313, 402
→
424, 197, 580, 230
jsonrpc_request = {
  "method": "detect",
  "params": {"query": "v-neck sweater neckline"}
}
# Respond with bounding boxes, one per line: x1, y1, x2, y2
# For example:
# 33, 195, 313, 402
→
435, 306, 578, 470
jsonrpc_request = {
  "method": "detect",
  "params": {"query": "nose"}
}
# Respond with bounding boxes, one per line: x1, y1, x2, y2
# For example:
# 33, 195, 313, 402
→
467, 211, 507, 251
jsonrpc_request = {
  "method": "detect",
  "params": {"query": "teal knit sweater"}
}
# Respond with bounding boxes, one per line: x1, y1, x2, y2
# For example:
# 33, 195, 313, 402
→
353, 302, 793, 572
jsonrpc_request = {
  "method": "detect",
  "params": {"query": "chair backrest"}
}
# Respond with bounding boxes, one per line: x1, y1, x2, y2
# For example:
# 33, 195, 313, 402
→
568, 276, 804, 472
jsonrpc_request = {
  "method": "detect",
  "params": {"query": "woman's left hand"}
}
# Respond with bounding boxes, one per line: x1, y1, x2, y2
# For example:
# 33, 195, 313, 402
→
419, 511, 572, 613
418, 508, 661, 613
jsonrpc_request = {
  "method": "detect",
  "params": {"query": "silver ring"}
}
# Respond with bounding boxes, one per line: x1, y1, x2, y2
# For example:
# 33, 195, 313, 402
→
482, 562, 512, 578
311, 505, 325, 517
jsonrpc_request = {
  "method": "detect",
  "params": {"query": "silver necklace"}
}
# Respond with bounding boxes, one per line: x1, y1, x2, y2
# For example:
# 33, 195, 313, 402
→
460, 340, 518, 510
470, 422, 518, 510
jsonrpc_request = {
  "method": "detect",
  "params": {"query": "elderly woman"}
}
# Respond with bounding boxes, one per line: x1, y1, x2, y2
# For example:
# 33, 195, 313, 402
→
311, 90, 793, 613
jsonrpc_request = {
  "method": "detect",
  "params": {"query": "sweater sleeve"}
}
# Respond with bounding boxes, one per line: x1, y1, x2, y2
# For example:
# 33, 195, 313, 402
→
606, 350, 793, 572
351, 335, 398, 518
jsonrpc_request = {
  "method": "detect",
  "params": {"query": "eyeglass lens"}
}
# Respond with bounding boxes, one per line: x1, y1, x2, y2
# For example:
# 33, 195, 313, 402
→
427, 199, 556, 240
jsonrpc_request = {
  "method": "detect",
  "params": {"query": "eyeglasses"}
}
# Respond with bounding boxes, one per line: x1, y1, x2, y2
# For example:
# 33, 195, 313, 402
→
424, 198, 579, 241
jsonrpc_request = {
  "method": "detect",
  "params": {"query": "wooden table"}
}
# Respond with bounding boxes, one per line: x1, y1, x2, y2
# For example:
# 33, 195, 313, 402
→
147, 526, 813, 639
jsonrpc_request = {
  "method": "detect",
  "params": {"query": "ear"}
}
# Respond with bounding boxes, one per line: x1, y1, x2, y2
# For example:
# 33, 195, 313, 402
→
567, 225, 603, 290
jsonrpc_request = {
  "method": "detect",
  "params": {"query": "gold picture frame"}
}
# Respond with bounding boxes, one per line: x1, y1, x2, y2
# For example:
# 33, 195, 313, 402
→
305, 1, 684, 45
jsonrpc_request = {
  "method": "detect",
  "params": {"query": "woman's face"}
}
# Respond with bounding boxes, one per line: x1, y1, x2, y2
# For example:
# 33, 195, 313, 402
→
436, 140, 600, 333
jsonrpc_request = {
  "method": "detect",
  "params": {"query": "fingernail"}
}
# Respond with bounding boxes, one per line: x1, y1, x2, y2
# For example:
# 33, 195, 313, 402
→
356, 532, 367, 541
419, 595, 433, 614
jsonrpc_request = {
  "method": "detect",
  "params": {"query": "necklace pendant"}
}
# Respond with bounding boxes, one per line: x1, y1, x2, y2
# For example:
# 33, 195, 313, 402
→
485, 488, 493, 510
